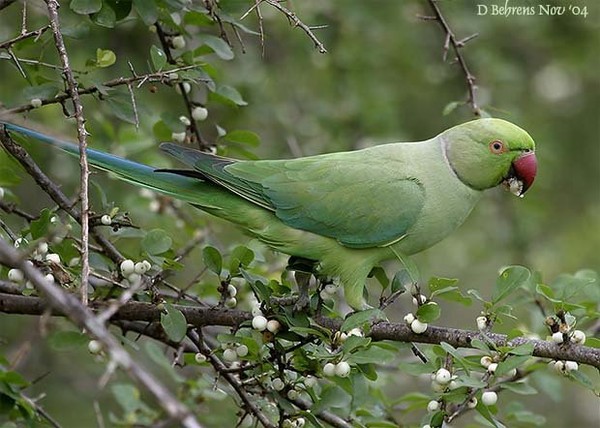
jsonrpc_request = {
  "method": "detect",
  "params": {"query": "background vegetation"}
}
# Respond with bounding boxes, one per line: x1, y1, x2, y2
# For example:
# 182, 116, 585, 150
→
0, 1, 598, 427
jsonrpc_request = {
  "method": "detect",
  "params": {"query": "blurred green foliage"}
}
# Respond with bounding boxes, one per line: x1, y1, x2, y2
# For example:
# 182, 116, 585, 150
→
0, 0, 598, 427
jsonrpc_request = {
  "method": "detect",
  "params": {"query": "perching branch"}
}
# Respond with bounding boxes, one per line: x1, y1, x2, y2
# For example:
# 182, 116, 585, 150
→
1, 293, 598, 369
423, 0, 481, 116
0, 239, 204, 428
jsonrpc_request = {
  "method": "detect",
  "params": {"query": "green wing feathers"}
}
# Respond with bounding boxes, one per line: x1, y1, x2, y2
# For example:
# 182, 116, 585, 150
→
161, 143, 426, 248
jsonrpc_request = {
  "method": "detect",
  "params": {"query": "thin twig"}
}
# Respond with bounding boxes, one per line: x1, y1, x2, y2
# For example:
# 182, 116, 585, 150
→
0, 25, 49, 50
45, 0, 90, 305
424, 0, 481, 116
264, 0, 327, 53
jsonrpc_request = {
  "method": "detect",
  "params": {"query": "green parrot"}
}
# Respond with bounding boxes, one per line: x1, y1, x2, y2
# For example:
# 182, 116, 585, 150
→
2, 119, 537, 309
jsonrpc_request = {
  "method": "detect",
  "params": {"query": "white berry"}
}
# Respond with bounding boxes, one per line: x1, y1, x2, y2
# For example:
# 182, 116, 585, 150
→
44, 273, 55, 283
236, 344, 248, 357
296, 417, 306, 428
481, 391, 498, 406
467, 397, 478, 409
431, 381, 445, 392
410, 319, 428, 334
134, 261, 148, 274
88, 340, 102, 354
272, 378, 285, 391
323, 362, 336, 377
168, 72, 179, 82
120, 259, 135, 275
335, 361, 351, 377
30, 98, 43, 108
403, 313, 415, 324
348, 328, 363, 337
564, 361, 578, 372
45, 253, 61, 264
252, 315, 268, 331
225, 297, 237, 308
266, 319, 281, 334
571, 330, 586, 345
172, 35, 186, 49
194, 353, 207, 363
287, 389, 299, 400
222, 348, 238, 362
175, 82, 191, 94
480, 356, 493, 368
412, 294, 427, 305
487, 363, 498, 374
100, 215, 112, 225
476, 316, 488, 331
8, 269, 24, 282
192, 106, 208, 121
435, 368, 452, 384
171, 131, 186, 143
552, 332, 564, 343
553, 360, 565, 373
427, 400, 440, 412
304, 376, 317, 388
179, 115, 191, 126
251, 305, 263, 317
448, 380, 460, 390
0, 187, 4, 200
324, 283, 337, 295
227, 284, 237, 297
36, 242, 49, 255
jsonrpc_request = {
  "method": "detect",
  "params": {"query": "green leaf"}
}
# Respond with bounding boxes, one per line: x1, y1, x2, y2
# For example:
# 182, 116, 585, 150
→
29, 208, 52, 239
508, 342, 534, 356
150, 45, 167, 70
112, 383, 142, 414
492, 265, 531, 305
70, 0, 102, 14
212, 85, 247, 106
416, 302, 441, 323
202, 246, 222, 275
90, 3, 117, 28
440, 342, 471, 373
106, 91, 137, 124
496, 355, 530, 377
48, 331, 88, 351
22, 83, 60, 101
224, 130, 260, 147
133, 0, 157, 25
197, 35, 234, 60
341, 308, 386, 331
369, 266, 389, 290
160, 304, 187, 342
391, 269, 412, 293
96, 48, 116, 68
229, 245, 253, 274
442, 101, 461, 115
501, 381, 537, 395
567, 370, 598, 393
142, 229, 173, 255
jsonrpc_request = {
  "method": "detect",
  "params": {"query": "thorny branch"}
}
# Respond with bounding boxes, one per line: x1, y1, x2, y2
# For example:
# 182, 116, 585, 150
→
0, 239, 204, 428
45, 0, 90, 305
423, 0, 481, 116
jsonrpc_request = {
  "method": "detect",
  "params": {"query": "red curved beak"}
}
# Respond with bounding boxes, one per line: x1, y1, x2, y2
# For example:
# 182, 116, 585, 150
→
513, 151, 537, 194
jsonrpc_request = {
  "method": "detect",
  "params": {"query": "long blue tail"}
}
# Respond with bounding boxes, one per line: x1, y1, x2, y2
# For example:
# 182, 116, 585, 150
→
1, 122, 218, 208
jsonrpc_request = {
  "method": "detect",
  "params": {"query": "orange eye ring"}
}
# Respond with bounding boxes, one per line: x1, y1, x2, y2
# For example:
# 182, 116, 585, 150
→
489, 140, 505, 154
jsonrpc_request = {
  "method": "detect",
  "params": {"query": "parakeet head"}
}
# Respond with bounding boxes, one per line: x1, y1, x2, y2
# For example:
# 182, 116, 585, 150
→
443, 118, 537, 197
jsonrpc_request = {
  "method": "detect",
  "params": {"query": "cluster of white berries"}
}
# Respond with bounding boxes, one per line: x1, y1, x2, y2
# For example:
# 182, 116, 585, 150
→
119, 259, 151, 285
251, 307, 281, 334
319, 282, 339, 300
7, 245, 64, 288
282, 417, 305, 428
221, 342, 250, 362
479, 355, 517, 378
548, 360, 579, 374
323, 361, 351, 378
224, 283, 238, 308
333, 327, 364, 344
551, 329, 586, 345
403, 312, 428, 334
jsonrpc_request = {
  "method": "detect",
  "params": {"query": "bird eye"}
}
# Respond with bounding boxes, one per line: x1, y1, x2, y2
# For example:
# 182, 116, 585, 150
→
489, 140, 504, 154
